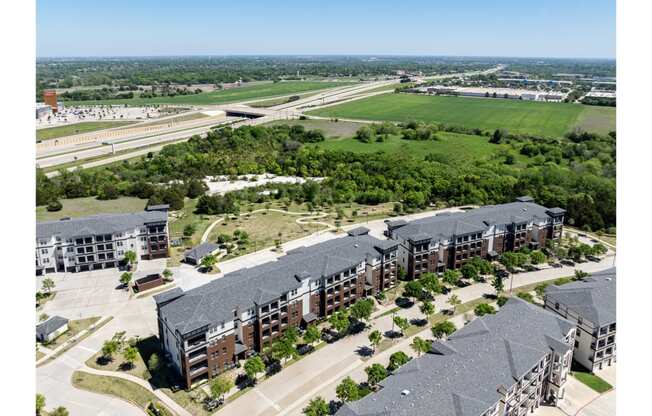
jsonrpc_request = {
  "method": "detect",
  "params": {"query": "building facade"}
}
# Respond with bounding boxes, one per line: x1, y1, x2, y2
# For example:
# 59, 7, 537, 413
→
544, 268, 616, 373
386, 197, 565, 280
35, 206, 169, 275
156, 227, 397, 388
337, 298, 576, 416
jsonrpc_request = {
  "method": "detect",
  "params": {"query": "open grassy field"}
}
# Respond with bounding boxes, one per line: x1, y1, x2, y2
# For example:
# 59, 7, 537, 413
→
265, 119, 367, 138
36, 121, 135, 141
307, 93, 616, 137
311, 130, 518, 164
573, 105, 617, 135
36, 196, 147, 221
64, 81, 353, 106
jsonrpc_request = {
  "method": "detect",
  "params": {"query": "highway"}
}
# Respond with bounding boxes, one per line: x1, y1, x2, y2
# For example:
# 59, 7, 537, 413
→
38, 65, 503, 172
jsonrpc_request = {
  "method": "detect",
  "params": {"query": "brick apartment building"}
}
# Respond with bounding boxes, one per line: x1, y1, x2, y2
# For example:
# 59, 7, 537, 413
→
544, 268, 616, 373
337, 298, 577, 416
155, 227, 397, 388
35, 205, 169, 275
385, 197, 565, 279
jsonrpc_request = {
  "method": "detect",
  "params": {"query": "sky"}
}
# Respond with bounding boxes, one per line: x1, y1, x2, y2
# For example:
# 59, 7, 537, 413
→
37, 0, 616, 59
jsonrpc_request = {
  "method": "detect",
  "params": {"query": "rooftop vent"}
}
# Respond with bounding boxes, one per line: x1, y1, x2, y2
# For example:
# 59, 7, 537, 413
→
354, 243, 359, 248
606, 277, 612, 281
401, 389, 410, 396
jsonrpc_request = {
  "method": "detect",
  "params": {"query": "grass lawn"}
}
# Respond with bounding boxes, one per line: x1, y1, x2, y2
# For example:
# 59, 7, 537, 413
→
43, 316, 101, 349
572, 369, 613, 393
307, 93, 615, 137
573, 105, 617, 136
36, 196, 148, 221
64, 81, 353, 106
265, 119, 367, 138
312, 130, 519, 165
72, 371, 167, 411
36, 121, 135, 141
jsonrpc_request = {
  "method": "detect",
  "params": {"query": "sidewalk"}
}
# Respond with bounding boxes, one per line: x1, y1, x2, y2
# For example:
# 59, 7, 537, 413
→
80, 365, 192, 416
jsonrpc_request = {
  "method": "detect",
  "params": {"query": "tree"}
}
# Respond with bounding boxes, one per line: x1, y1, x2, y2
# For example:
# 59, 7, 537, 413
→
200, 254, 217, 271
101, 339, 119, 361
442, 269, 461, 286
210, 375, 234, 400
183, 223, 196, 237
350, 298, 374, 323
303, 397, 329, 416
470, 256, 493, 276
271, 338, 298, 365
419, 300, 435, 321
387, 351, 410, 371
365, 363, 388, 387
41, 278, 55, 294
120, 272, 132, 289
244, 356, 266, 383
410, 336, 430, 357
534, 283, 549, 298
36, 393, 46, 415
575, 269, 589, 280
491, 275, 504, 294
283, 326, 300, 345
474, 303, 496, 316
403, 281, 423, 300
490, 128, 505, 144
530, 250, 546, 265
419, 272, 442, 295
123, 345, 138, 369
50, 407, 70, 416
592, 243, 608, 255
162, 268, 173, 281
460, 264, 479, 281
447, 294, 461, 314
329, 310, 350, 336
147, 353, 160, 372
303, 325, 320, 346
368, 330, 382, 354
393, 316, 409, 336
47, 199, 63, 212
432, 321, 456, 339
336, 376, 360, 402
124, 250, 137, 267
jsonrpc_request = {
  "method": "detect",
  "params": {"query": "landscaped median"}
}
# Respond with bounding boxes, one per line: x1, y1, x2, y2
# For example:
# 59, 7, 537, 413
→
572, 368, 614, 393
37, 316, 113, 367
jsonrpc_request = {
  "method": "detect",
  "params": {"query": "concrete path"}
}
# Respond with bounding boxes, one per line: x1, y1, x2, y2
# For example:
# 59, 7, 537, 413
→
80, 365, 192, 416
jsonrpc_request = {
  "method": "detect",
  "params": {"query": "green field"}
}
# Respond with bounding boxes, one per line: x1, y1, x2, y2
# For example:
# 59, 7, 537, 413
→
307, 94, 616, 137
265, 119, 367, 138
311, 130, 517, 164
64, 81, 353, 106
36, 196, 147, 221
36, 121, 135, 141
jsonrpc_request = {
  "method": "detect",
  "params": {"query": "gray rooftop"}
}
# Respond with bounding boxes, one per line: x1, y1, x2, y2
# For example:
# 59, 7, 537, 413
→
185, 243, 220, 262
393, 199, 563, 243
159, 233, 398, 336
36, 316, 68, 338
545, 267, 616, 327
36, 210, 167, 240
338, 299, 575, 416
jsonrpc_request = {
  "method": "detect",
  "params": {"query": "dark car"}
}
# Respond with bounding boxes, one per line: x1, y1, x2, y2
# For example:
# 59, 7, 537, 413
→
203, 398, 223, 411
551, 262, 563, 268
587, 255, 601, 262
297, 344, 314, 356
561, 259, 576, 267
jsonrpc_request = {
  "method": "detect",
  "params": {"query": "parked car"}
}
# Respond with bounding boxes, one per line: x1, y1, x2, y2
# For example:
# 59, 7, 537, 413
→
587, 255, 601, 262
561, 259, 576, 266
551, 262, 563, 268
203, 398, 224, 411
297, 344, 314, 356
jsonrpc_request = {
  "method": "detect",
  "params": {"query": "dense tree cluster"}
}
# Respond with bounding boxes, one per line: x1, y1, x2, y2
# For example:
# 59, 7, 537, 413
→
37, 122, 615, 232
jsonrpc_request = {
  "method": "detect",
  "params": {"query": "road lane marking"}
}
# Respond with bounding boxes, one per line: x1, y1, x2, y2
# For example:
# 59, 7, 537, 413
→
254, 388, 281, 412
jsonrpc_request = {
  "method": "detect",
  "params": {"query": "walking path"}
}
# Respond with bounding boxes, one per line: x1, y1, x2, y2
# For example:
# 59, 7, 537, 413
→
79, 365, 192, 416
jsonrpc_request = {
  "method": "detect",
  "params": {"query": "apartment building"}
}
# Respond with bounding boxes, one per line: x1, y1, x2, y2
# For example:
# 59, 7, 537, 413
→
35, 205, 169, 275
337, 298, 576, 416
156, 227, 397, 388
544, 268, 616, 373
386, 197, 565, 279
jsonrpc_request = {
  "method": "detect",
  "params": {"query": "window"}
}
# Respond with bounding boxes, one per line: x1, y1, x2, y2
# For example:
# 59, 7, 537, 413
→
578, 317, 583, 325
555, 303, 560, 310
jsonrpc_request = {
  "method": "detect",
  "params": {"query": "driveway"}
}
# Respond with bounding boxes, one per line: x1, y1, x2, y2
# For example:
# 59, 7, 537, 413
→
577, 390, 616, 416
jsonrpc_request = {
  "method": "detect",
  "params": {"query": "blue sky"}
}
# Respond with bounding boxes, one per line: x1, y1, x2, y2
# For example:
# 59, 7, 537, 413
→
37, 0, 616, 58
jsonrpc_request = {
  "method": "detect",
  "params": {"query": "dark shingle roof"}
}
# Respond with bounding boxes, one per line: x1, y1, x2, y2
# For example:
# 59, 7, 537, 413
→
338, 299, 575, 416
36, 210, 167, 240
36, 316, 68, 338
159, 233, 396, 336
185, 243, 220, 262
393, 200, 561, 243
545, 267, 616, 326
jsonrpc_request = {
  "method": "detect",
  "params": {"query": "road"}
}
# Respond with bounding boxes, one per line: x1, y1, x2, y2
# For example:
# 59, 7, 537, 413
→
38, 65, 503, 172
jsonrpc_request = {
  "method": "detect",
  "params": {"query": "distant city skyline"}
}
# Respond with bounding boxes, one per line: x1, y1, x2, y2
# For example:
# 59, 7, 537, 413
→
37, 0, 616, 59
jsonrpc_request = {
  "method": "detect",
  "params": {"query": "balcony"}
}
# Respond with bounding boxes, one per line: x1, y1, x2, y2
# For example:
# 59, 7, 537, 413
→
189, 365, 208, 376
188, 353, 207, 363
